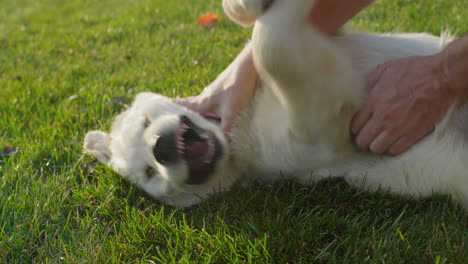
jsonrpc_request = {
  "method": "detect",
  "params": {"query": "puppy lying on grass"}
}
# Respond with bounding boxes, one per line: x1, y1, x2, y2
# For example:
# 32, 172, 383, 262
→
84, 0, 467, 208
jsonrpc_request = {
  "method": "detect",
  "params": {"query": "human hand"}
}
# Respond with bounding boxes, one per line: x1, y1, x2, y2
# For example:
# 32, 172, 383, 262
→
174, 44, 258, 134
350, 54, 454, 155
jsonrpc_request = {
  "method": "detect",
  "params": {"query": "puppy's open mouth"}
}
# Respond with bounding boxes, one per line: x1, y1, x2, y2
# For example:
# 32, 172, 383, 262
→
175, 115, 223, 184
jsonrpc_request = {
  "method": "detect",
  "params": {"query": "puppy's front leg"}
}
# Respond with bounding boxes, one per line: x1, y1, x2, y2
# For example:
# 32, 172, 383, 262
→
223, 0, 273, 27
252, 0, 362, 147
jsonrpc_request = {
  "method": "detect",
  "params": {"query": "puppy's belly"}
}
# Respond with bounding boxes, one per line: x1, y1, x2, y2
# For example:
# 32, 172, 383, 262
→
239, 84, 468, 201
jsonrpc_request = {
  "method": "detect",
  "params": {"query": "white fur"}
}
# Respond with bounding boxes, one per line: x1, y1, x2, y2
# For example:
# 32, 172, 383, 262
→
84, 0, 468, 208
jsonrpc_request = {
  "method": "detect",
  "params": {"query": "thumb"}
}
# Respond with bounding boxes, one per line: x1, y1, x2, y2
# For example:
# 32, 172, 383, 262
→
173, 95, 222, 121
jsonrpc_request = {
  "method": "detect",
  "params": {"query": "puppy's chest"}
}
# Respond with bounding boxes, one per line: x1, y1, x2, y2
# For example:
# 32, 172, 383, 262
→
231, 88, 337, 175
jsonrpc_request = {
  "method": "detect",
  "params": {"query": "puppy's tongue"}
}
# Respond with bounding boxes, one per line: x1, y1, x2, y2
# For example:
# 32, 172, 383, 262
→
184, 137, 212, 171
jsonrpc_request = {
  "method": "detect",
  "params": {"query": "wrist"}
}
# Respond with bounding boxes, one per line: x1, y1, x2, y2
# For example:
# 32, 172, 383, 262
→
434, 51, 452, 97
440, 35, 468, 101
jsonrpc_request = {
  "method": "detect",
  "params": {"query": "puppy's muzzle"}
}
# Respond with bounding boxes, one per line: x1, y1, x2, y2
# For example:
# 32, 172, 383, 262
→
152, 115, 223, 185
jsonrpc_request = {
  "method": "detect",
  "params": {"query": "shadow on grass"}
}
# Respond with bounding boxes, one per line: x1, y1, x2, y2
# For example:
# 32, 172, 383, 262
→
73, 153, 468, 263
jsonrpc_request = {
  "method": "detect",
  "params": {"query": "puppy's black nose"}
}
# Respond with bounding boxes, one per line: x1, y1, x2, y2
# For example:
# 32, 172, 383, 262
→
153, 133, 179, 165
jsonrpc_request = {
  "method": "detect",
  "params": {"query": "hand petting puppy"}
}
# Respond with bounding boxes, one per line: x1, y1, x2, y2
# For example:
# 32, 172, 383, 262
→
352, 35, 468, 155
174, 43, 258, 134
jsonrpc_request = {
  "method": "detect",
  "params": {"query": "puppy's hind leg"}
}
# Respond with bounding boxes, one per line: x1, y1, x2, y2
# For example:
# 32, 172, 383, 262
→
223, 0, 274, 27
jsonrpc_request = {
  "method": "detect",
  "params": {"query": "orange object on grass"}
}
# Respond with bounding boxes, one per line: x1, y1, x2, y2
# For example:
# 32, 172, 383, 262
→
196, 13, 219, 27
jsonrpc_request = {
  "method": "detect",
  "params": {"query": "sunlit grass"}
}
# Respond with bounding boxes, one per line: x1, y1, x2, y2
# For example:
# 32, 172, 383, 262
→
0, 0, 466, 262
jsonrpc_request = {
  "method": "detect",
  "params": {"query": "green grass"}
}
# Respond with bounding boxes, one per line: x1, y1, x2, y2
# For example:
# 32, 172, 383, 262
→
0, 0, 467, 262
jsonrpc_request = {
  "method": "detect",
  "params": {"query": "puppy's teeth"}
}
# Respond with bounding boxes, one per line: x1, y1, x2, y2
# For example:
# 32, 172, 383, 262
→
178, 145, 185, 154
179, 143, 184, 151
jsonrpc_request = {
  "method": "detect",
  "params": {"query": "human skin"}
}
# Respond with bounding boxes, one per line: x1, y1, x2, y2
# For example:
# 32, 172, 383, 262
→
174, 0, 375, 134
351, 34, 468, 155
174, 42, 257, 133
309, 0, 375, 34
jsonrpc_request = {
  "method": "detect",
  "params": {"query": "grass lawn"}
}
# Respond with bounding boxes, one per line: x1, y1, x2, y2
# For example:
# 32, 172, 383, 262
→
1, 0, 467, 263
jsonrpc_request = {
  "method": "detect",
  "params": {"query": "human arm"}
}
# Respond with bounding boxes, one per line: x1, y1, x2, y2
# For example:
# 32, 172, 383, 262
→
351, 34, 468, 155
173, 42, 258, 133
309, 0, 376, 34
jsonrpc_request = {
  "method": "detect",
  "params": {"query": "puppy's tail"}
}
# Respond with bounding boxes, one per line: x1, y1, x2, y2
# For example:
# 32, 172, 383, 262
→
223, 0, 275, 27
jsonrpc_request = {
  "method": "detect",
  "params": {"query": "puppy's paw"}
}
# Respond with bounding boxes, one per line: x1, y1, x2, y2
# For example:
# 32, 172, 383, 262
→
223, 0, 273, 27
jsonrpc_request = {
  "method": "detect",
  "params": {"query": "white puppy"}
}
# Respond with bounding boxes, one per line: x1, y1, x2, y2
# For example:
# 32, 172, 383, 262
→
84, 0, 468, 208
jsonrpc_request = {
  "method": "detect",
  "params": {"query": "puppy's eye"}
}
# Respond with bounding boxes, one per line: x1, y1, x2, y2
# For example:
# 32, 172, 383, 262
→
143, 114, 151, 128
145, 166, 155, 180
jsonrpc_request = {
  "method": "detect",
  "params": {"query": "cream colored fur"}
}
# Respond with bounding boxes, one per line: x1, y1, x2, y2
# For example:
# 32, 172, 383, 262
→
84, 0, 468, 208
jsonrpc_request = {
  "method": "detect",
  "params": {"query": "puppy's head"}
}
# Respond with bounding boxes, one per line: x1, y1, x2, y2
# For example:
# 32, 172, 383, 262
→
84, 92, 229, 200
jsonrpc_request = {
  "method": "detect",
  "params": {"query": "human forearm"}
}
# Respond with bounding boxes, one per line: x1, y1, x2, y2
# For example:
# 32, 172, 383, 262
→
309, 0, 376, 34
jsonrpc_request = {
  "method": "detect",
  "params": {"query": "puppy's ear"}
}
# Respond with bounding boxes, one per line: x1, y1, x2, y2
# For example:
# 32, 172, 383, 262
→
84, 131, 112, 165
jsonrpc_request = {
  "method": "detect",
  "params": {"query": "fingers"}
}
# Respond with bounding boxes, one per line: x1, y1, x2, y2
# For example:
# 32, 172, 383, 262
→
351, 64, 387, 135
174, 95, 234, 134
173, 96, 201, 111
352, 63, 392, 153
173, 95, 214, 114
369, 130, 398, 154
350, 106, 372, 135
354, 117, 383, 152
356, 127, 407, 155
356, 124, 431, 155
353, 111, 436, 155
